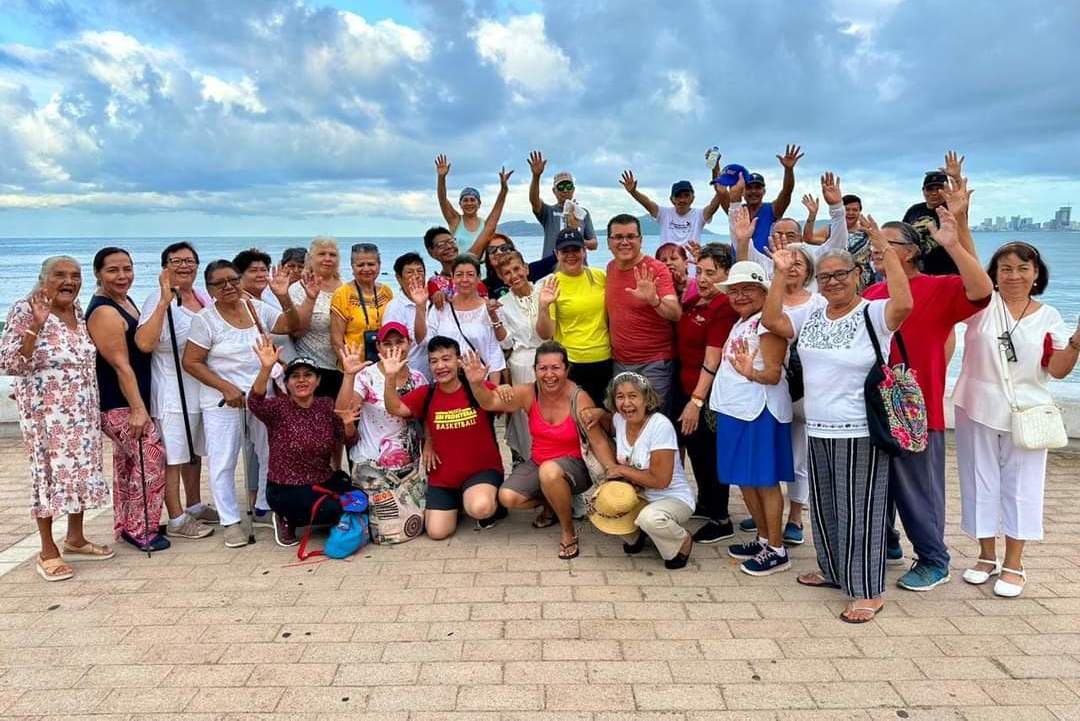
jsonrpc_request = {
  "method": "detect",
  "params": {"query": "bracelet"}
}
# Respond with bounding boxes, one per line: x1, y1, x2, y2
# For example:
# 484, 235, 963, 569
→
24, 328, 38, 338
492, 321, 504, 329
701, 365, 717, 376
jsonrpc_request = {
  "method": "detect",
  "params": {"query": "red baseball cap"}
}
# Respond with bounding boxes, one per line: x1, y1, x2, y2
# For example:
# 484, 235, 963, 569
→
376, 321, 410, 342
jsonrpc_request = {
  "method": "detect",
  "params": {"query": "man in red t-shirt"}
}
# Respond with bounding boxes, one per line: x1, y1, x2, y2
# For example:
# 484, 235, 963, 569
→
862, 206, 992, 592
604, 213, 681, 412
382, 335, 505, 539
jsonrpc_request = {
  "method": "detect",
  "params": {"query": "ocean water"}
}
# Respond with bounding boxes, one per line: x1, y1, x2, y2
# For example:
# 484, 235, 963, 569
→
1, 231, 1077, 398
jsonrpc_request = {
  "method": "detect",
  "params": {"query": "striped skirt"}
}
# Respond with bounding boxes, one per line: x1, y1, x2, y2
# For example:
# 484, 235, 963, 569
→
807, 435, 890, 599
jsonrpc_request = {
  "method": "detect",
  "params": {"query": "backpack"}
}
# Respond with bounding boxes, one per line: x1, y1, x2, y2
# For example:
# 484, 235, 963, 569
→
297, 486, 370, 560
862, 305, 928, 456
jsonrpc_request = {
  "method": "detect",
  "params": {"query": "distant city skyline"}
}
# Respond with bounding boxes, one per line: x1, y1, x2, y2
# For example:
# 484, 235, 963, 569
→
976, 205, 1076, 232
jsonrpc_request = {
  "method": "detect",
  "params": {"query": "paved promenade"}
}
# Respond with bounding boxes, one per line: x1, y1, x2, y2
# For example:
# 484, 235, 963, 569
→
0, 434, 1079, 719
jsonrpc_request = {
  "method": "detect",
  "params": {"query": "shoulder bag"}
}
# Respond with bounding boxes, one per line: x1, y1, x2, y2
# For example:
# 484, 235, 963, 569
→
862, 305, 928, 456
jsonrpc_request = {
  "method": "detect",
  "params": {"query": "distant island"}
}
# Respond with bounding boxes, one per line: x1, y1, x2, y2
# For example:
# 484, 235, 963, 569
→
497, 214, 718, 237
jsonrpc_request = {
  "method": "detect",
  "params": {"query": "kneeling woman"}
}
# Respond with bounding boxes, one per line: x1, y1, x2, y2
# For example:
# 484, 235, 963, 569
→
382, 336, 503, 539
602, 372, 696, 569
462, 341, 610, 559
247, 337, 358, 547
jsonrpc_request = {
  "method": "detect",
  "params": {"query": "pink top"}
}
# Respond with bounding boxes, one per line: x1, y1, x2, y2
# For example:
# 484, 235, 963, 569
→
529, 399, 583, 464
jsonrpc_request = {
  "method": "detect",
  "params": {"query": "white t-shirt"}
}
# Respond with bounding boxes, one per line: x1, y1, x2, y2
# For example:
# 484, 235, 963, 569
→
789, 295, 894, 438
709, 312, 792, 423
498, 284, 544, 385
258, 287, 296, 362
138, 289, 212, 417
383, 293, 435, 381
613, 413, 695, 508
656, 206, 707, 244
430, 302, 507, 373
289, 282, 337, 370
349, 363, 425, 470
953, 293, 1071, 432
187, 300, 282, 409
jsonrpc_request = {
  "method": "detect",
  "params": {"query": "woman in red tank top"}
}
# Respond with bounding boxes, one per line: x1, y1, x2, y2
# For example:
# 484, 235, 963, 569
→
462, 341, 615, 559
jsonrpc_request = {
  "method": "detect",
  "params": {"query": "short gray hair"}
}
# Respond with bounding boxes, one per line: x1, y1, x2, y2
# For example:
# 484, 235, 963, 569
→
787, 243, 816, 288
36, 255, 80, 291
604, 371, 662, 415
817, 249, 855, 268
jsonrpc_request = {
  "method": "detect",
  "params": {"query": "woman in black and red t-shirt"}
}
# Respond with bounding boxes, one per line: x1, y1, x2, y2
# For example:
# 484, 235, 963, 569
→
382, 335, 504, 539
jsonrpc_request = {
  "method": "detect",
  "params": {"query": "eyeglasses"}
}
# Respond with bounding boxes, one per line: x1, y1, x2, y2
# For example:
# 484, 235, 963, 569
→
433, 238, 457, 250
998, 331, 1018, 363
555, 183, 574, 192
726, 287, 762, 299
208, 276, 242, 288
167, 258, 197, 268
351, 243, 379, 254
609, 234, 640, 242
815, 267, 858, 284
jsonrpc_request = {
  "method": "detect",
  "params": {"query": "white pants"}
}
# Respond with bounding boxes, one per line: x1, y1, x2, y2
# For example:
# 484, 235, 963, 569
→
202, 406, 269, 526
955, 406, 1047, 541
789, 403, 809, 505
156, 411, 206, 466
623, 497, 692, 560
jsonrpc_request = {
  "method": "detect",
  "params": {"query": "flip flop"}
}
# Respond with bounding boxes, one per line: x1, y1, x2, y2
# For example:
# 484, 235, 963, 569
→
797, 571, 841, 589
532, 511, 558, 529
840, 601, 884, 624
61, 541, 115, 561
36, 555, 73, 582
558, 535, 579, 560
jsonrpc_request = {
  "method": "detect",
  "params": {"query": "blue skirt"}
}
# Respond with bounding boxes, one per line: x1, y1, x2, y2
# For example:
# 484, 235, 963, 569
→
715, 408, 794, 488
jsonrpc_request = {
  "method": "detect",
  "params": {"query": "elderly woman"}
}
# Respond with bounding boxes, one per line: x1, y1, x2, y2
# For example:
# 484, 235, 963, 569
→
330, 243, 394, 364
429, 256, 506, 384
953, 242, 1080, 597
762, 221, 912, 623
280, 247, 307, 283
383, 252, 433, 380
494, 250, 545, 459
674, 243, 738, 544
598, 371, 696, 568
290, 236, 344, 397
463, 341, 610, 558
136, 241, 216, 540
248, 337, 358, 547
706, 261, 794, 576
482, 234, 558, 299
536, 228, 612, 405
182, 259, 301, 548
0, 257, 113, 581
86, 247, 169, 552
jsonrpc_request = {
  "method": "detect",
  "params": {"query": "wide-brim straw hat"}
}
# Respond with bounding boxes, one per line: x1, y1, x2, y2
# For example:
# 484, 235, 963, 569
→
587, 481, 648, 536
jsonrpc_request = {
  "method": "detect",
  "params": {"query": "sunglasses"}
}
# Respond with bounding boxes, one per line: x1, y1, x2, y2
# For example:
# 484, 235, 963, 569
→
489, 243, 515, 255
998, 331, 1018, 363
555, 183, 574, 191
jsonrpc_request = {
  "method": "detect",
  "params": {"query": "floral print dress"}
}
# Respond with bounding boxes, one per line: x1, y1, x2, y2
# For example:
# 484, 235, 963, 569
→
0, 301, 109, 518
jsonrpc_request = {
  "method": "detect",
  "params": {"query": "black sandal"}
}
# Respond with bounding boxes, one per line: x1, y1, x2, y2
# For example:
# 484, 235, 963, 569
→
623, 532, 647, 555
532, 510, 557, 529
664, 538, 693, 569
558, 535, 579, 560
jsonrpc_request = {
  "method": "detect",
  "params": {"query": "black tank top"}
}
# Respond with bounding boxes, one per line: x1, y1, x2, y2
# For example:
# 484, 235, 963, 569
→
85, 295, 153, 412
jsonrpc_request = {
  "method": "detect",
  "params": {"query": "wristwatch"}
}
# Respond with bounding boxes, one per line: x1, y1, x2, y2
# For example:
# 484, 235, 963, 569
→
690, 396, 705, 408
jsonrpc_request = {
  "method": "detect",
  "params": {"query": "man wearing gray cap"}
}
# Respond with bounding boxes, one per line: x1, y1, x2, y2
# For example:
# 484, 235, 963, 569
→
528, 150, 599, 257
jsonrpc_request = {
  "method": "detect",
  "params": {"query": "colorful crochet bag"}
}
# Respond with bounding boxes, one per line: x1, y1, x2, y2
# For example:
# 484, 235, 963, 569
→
862, 305, 928, 456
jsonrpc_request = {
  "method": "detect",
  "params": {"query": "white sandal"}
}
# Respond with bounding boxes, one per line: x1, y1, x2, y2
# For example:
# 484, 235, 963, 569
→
993, 567, 1026, 598
962, 557, 1001, 585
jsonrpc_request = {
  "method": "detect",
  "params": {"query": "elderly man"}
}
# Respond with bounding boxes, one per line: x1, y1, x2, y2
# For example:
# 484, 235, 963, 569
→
604, 213, 681, 412
719, 145, 803, 253
528, 150, 599, 257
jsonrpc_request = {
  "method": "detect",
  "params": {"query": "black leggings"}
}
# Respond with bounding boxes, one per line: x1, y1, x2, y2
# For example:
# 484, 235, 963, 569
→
266, 473, 352, 528
673, 385, 729, 521
569, 358, 613, 408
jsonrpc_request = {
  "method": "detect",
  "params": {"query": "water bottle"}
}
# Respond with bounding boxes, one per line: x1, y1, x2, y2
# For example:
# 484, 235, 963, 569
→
705, 146, 721, 170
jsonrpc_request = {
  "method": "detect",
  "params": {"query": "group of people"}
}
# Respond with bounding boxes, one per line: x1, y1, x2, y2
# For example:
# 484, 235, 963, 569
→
2, 147, 1077, 624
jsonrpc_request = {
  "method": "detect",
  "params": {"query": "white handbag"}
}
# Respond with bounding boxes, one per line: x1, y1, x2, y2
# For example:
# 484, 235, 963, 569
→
994, 294, 1068, 450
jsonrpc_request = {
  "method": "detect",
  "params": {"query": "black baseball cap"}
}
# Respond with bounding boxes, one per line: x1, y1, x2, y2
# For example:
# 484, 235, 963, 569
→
670, 180, 694, 196
922, 171, 948, 189
746, 173, 765, 187
555, 227, 585, 250
284, 356, 322, 378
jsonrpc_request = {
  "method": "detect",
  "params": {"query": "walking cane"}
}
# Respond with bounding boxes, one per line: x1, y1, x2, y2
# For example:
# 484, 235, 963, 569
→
240, 404, 256, 545
137, 436, 152, 559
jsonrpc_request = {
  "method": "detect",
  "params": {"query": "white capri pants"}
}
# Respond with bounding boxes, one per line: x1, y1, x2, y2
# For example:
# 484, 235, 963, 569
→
789, 401, 809, 506
955, 406, 1047, 541
202, 405, 270, 526
156, 411, 206, 466
622, 497, 693, 560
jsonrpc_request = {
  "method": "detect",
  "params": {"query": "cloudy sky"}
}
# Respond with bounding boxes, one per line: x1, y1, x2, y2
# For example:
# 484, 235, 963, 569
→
2, 0, 1079, 238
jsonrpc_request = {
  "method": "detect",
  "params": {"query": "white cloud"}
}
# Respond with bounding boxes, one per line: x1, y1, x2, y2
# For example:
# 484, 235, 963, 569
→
337, 11, 431, 75
470, 14, 578, 102
197, 73, 267, 114
652, 71, 703, 115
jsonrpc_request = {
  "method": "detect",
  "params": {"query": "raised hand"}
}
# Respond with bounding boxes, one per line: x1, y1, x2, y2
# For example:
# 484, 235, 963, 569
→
538, 276, 560, 308
728, 174, 746, 203
430, 289, 446, 312
405, 276, 429, 306
626, 264, 659, 306
820, 172, 842, 206
527, 150, 547, 178
300, 269, 319, 300
801, 194, 820, 215
619, 170, 638, 194
731, 337, 759, 381
770, 247, 798, 274
495, 384, 515, 404
940, 150, 965, 180
777, 144, 804, 169
486, 298, 502, 322
268, 265, 290, 297
28, 289, 51, 329
254, 334, 280, 369
157, 268, 173, 304
379, 344, 406, 377
768, 229, 792, 256
462, 350, 489, 384
731, 205, 758, 245
929, 207, 960, 249
686, 240, 701, 263
338, 341, 369, 376
858, 215, 886, 253
334, 398, 362, 427
435, 154, 451, 177
943, 176, 973, 217
498, 166, 514, 190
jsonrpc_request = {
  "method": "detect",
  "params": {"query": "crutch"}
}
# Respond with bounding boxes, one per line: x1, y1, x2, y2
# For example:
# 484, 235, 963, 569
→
137, 437, 152, 558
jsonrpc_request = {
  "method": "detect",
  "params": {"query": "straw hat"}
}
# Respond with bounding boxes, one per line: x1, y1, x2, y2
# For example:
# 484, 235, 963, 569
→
587, 481, 648, 536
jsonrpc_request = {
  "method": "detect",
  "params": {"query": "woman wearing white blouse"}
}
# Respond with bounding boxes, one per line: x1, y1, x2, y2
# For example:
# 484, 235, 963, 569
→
429, 256, 505, 384
953, 242, 1080, 597
494, 250, 544, 460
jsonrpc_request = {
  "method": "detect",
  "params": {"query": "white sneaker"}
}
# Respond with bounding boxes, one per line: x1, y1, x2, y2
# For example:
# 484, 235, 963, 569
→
167, 513, 214, 540
961, 557, 1000, 585
993, 567, 1026, 598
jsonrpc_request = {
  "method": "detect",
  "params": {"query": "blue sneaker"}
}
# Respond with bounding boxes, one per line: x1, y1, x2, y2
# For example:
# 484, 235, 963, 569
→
728, 541, 764, 560
897, 561, 951, 592
740, 547, 791, 577
783, 522, 804, 546
886, 538, 905, 566
739, 517, 757, 532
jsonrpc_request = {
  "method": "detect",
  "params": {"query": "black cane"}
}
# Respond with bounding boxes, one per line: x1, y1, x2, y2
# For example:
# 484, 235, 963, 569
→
137, 436, 152, 558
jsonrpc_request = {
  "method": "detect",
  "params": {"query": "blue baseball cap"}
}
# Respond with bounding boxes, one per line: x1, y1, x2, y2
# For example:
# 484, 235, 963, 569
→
712, 164, 750, 187
459, 187, 481, 202
670, 180, 694, 196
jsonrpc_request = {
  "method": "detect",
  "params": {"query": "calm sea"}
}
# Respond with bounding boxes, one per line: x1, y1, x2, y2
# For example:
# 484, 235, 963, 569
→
1, 231, 1077, 398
